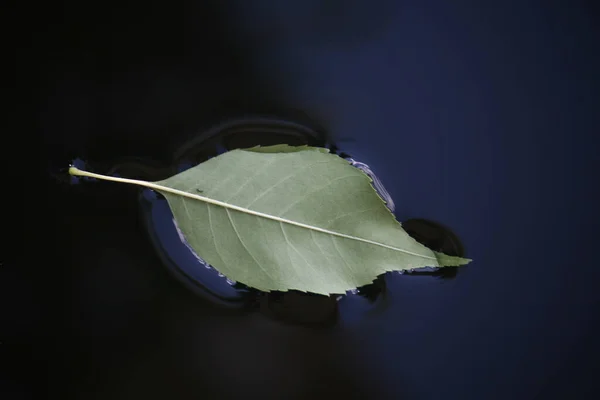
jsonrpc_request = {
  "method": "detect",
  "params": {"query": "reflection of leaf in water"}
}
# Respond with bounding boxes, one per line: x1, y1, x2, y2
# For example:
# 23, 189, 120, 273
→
70, 145, 470, 295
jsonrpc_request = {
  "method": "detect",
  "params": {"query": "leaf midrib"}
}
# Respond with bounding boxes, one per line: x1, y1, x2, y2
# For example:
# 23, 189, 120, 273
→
68, 167, 438, 261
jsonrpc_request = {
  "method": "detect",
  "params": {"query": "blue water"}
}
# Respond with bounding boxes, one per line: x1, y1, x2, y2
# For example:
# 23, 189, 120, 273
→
20, 1, 600, 399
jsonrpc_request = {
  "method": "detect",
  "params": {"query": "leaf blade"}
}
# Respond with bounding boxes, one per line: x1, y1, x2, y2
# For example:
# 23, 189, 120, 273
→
152, 145, 470, 294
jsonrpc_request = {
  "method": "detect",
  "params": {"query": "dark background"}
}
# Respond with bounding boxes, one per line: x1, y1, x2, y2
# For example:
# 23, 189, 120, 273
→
4, 0, 600, 399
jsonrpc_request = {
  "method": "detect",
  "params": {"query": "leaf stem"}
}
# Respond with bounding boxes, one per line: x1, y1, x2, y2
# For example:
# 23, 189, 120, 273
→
68, 166, 445, 262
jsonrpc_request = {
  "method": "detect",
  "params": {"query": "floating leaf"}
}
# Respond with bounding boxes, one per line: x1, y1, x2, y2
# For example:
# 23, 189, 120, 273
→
69, 145, 471, 295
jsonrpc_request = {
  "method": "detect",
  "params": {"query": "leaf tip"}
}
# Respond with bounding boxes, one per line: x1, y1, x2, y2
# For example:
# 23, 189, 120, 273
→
432, 251, 473, 267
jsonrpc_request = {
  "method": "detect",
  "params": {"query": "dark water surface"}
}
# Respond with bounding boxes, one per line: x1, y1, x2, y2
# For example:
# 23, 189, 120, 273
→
5, 1, 600, 399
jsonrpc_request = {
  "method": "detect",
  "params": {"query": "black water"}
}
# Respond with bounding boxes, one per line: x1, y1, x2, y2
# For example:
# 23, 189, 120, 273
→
6, 1, 600, 399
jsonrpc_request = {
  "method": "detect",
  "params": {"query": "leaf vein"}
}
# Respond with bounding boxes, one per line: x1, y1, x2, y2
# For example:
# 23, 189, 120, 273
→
207, 203, 226, 267
70, 163, 439, 261
281, 223, 321, 281
324, 207, 380, 229
278, 174, 363, 217
225, 208, 271, 280
310, 230, 331, 258
223, 157, 279, 202
244, 160, 331, 208
331, 235, 354, 274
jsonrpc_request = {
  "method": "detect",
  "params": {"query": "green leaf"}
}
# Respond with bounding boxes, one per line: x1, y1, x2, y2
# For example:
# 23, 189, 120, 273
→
69, 145, 471, 295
